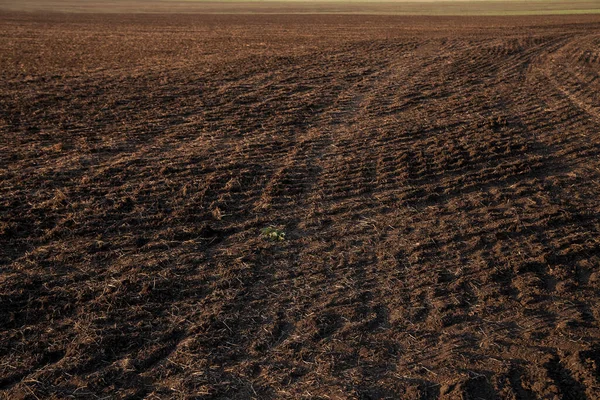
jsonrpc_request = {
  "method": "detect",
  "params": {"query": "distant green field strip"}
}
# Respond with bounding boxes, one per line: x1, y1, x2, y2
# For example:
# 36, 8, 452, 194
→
1, 0, 599, 15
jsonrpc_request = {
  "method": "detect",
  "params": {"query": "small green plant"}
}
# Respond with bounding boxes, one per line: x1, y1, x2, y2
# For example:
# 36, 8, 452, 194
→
261, 226, 285, 241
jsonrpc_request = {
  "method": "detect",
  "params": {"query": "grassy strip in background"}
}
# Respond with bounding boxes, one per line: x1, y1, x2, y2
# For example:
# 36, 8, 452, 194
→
1, 0, 599, 15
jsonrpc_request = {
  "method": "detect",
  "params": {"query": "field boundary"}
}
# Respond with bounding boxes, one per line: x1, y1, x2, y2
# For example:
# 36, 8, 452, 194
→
1, 0, 600, 15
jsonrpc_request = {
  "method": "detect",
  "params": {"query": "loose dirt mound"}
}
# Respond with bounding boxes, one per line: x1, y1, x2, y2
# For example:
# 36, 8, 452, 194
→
1, 12, 600, 399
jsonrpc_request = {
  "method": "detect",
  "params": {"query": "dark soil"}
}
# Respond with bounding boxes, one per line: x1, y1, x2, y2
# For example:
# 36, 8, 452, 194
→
1, 11, 600, 399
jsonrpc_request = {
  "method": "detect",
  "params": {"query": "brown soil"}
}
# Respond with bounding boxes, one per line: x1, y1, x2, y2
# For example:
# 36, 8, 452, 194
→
1, 11, 600, 400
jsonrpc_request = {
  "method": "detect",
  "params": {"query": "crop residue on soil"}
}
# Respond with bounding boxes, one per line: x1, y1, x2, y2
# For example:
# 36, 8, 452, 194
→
1, 12, 600, 399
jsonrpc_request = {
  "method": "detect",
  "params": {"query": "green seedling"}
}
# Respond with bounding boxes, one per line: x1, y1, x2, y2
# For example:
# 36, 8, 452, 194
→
261, 226, 285, 241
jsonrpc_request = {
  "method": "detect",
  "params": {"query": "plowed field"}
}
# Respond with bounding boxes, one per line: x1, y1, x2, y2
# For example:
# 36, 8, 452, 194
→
1, 12, 600, 399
